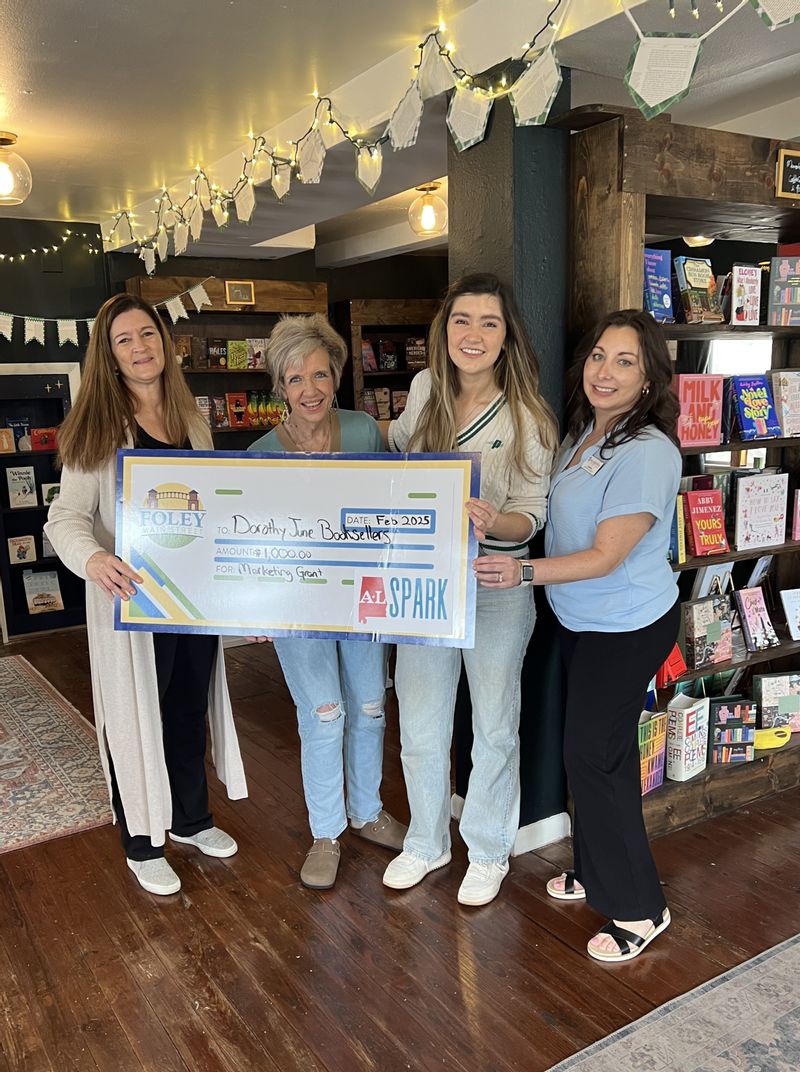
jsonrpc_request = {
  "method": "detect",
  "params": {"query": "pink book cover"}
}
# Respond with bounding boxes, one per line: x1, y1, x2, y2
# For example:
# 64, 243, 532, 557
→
675, 375, 724, 448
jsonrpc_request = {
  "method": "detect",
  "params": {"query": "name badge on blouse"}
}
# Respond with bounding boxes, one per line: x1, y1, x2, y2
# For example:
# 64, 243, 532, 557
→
581, 455, 604, 476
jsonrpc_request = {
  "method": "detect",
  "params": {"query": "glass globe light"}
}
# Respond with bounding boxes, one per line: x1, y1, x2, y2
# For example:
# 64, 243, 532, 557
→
408, 182, 448, 237
0, 132, 33, 206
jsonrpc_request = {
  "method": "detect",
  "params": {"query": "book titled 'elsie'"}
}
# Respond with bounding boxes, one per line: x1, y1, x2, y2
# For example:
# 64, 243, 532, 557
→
674, 374, 723, 448
683, 489, 730, 556
723, 375, 781, 440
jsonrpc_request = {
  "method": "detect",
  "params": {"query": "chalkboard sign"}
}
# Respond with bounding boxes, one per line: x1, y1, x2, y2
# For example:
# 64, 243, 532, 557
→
776, 148, 800, 201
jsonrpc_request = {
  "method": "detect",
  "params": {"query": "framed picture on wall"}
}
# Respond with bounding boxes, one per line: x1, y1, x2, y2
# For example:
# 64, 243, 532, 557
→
224, 280, 255, 305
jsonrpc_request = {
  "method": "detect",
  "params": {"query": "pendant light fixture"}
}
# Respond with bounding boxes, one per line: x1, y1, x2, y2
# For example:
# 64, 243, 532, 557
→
0, 132, 33, 206
408, 182, 448, 237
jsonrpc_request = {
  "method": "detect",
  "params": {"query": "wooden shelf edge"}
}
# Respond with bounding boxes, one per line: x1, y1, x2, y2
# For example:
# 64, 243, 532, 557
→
673, 635, 800, 684
681, 435, 800, 456
673, 538, 800, 572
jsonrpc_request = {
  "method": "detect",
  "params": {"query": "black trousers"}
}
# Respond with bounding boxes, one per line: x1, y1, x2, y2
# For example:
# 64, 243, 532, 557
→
109, 633, 218, 861
558, 599, 680, 920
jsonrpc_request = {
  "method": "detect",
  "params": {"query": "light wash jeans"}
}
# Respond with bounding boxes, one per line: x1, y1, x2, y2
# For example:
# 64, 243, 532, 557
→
273, 636, 387, 840
395, 583, 534, 864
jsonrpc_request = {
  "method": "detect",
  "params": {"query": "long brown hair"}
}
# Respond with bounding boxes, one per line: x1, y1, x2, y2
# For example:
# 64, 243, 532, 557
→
566, 309, 680, 453
408, 273, 558, 475
58, 293, 207, 470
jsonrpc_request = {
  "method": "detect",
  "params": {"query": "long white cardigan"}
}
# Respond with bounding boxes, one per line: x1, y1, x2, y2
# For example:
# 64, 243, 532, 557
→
44, 427, 247, 844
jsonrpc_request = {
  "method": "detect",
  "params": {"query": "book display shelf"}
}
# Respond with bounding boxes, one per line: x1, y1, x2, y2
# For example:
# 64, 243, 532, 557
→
0, 363, 86, 643
125, 276, 328, 447
332, 298, 439, 417
564, 104, 800, 835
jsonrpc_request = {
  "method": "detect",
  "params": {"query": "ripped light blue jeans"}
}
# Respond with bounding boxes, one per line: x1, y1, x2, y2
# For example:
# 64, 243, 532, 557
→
273, 636, 388, 840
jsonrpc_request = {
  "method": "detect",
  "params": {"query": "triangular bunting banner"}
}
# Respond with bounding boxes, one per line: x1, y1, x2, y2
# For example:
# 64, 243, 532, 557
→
165, 297, 188, 324
297, 129, 326, 184
140, 247, 156, 275
447, 87, 493, 151
356, 145, 383, 195
86, 319, 96, 336
235, 181, 256, 222
0, 313, 13, 341
173, 222, 189, 255
272, 165, 291, 200
56, 319, 79, 346
25, 318, 45, 346
418, 37, 458, 99
212, 201, 228, 227
387, 81, 424, 150
156, 228, 169, 262
188, 284, 212, 312
625, 34, 702, 120
189, 200, 204, 241
509, 49, 563, 126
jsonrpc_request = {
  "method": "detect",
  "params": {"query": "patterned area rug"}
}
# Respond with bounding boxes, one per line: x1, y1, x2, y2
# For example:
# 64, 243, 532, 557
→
0, 655, 111, 854
550, 933, 800, 1071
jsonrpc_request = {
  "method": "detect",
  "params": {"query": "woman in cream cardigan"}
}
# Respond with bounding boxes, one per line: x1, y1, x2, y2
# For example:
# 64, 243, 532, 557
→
46, 293, 246, 897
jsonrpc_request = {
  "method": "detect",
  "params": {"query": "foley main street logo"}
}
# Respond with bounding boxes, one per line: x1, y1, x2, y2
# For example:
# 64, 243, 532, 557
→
139, 483, 206, 548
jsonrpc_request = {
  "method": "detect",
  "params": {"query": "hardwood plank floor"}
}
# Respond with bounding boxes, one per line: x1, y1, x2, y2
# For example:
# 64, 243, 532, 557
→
2, 630, 799, 1072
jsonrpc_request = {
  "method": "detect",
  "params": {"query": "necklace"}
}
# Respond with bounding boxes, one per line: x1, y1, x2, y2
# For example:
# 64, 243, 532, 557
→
456, 394, 496, 431
283, 412, 332, 453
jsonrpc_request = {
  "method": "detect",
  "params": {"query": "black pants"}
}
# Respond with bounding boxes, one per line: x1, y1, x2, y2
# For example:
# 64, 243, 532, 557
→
558, 599, 680, 920
109, 633, 218, 861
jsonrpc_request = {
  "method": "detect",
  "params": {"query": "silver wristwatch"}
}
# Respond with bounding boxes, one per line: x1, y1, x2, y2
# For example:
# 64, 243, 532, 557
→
519, 563, 534, 586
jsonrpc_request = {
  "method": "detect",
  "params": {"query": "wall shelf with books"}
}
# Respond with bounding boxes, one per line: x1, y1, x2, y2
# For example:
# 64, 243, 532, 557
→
0, 362, 85, 644
332, 298, 439, 419
126, 275, 328, 448
673, 538, 800, 573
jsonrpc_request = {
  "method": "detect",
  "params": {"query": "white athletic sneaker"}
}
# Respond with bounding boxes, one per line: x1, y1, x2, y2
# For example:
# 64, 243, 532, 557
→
382, 849, 451, 889
457, 861, 509, 906
169, 827, 238, 858
126, 856, 181, 896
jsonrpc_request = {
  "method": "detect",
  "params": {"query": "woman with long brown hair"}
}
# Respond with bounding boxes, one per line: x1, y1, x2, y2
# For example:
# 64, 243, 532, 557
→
476, 309, 681, 961
46, 293, 246, 896
383, 273, 558, 906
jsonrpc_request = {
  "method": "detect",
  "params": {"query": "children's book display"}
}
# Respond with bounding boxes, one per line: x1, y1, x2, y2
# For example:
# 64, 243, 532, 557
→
22, 569, 64, 614
7, 535, 36, 564
666, 694, 710, 781
733, 587, 781, 653
732, 472, 788, 550
707, 696, 756, 764
683, 593, 734, 670
673, 256, 724, 323
643, 248, 674, 322
6, 466, 37, 508
753, 672, 800, 732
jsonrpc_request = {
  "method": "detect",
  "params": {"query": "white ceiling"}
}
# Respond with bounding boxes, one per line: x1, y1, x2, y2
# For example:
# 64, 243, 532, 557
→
1, 0, 799, 266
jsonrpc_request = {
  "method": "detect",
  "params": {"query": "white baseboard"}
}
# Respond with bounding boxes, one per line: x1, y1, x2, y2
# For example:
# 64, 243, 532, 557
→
450, 794, 571, 857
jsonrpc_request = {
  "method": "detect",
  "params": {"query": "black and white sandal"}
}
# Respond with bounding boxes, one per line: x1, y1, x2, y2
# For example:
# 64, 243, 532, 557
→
587, 907, 671, 963
545, 869, 586, 901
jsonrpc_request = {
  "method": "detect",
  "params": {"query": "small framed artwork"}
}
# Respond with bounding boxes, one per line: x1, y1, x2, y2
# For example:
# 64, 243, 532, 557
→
224, 280, 255, 305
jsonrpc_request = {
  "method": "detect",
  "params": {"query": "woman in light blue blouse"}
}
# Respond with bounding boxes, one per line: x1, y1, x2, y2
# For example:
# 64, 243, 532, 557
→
475, 309, 681, 963
248, 315, 406, 891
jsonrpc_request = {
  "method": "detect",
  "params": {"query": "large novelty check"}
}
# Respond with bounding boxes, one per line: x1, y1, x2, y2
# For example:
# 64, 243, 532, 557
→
115, 450, 479, 647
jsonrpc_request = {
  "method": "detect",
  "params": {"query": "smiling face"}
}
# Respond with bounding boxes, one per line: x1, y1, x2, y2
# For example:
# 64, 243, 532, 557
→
282, 346, 335, 427
109, 308, 166, 391
446, 293, 506, 384
582, 324, 649, 428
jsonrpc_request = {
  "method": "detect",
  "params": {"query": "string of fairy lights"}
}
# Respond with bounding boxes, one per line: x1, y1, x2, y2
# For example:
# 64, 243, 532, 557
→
95, 0, 797, 271
103, 0, 572, 259
0, 229, 102, 266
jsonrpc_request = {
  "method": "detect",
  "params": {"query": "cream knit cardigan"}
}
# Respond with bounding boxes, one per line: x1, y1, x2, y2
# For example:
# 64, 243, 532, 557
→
45, 427, 247, 844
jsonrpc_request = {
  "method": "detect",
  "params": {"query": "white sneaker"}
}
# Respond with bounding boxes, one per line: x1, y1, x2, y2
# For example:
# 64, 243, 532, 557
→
457, 861, 509, 906
169, 827, 238, 858
382, 849, 451, 890
126, 857, 181, 896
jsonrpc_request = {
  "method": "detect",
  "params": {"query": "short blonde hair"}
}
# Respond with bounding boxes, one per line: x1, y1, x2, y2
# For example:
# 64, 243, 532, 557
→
267, 313, 348, 396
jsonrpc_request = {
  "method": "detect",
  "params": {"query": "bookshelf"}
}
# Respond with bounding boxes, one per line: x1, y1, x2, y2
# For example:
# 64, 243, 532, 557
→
332, 298, 439, 414
0, 363, 86, 644
125, 276, 328, 447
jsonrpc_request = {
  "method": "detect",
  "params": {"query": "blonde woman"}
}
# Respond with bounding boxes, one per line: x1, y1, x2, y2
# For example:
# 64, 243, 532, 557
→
383, 273, 557, 905
46, 294, 245, 897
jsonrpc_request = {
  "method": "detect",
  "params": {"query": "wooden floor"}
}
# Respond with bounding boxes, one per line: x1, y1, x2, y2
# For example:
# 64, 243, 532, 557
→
2, 629, 800, 1072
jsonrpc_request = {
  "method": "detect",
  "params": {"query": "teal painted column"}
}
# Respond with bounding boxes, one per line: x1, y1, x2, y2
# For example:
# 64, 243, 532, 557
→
447, 77, 571, 843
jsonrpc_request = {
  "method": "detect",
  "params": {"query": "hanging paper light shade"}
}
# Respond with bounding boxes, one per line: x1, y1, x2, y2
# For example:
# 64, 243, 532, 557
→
0, 132, 33, 206
408, 182, 448, 237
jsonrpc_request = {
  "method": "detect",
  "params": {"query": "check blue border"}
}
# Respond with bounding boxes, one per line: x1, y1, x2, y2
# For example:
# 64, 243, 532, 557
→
115, 448, 480, 646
